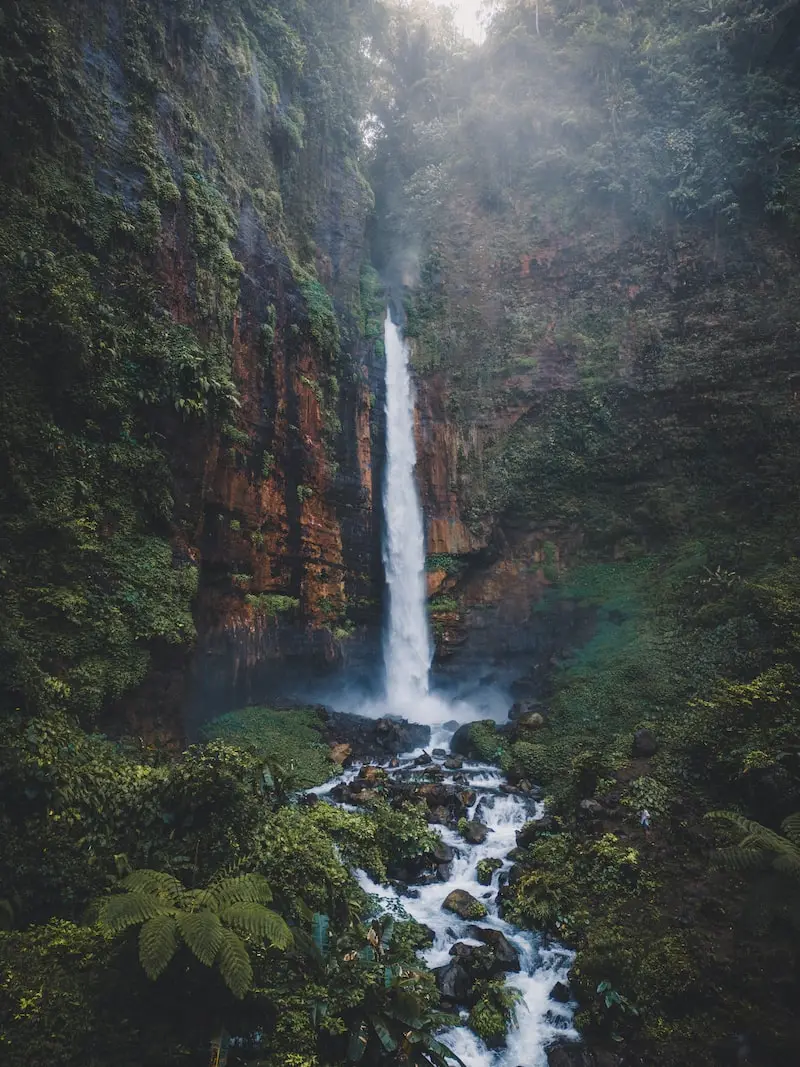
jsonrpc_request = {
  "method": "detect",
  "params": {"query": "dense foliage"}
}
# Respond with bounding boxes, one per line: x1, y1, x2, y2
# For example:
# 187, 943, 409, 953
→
366, 1, 800, 1064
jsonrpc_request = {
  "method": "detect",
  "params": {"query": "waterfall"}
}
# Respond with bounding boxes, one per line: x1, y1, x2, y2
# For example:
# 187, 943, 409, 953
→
382, 311, 432, 712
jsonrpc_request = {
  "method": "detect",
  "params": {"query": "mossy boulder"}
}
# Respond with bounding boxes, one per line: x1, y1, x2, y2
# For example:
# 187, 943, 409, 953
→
443, 889, 488, 920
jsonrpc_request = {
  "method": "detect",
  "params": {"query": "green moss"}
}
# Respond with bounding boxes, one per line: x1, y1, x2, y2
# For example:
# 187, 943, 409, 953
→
199, 705, 334, 789
476, 858, 502, 885
244, 593, 300, 616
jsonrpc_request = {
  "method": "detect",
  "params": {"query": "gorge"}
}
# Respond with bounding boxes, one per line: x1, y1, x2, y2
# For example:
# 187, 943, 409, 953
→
2, 2, 800, 1066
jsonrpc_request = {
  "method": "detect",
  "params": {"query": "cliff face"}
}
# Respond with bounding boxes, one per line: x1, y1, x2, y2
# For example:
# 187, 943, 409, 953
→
0, 0, 383, 740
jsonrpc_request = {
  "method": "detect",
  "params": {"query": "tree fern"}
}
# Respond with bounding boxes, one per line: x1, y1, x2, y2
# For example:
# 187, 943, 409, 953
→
179, 911, 225, 967
205, 872, 273, 909
218, 902, 292, 947
139, 915, 179, 979
709, 810, 800, 880
217, 928, 253, 1000
101, 890, 170, 932
99, 867, 290, 998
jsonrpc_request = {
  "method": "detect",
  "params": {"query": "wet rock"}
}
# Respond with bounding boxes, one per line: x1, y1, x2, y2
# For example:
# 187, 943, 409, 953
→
516, 820, 549, 847
428, 805, 451, 825
578, 798, 603, 816
466, 926, 521, 973
444, 755, 463, 770
633, 728, 658, 757
324, 711, 430, 762
417, 783, 451, 808
300, 792, 319, 806
418, 924, 436, 943
443, 889, 488, 920
415, 752, 433, 766
432, 841, 456, 864
506, 846, 528, 863
453, 772, 470, 785
442, 720, 460, 731
450, 722, 478, 757
460, 819, 489, 844
434, 960, 473, 1003
432, 747, 447, 758
477, 857, 502, 885
551, 981, 571, 1003
360, 765, 386, 782
350, 788, 381, 805
437, 863, 453, 881
457, 789, 477, 809
329, 742, 352, 766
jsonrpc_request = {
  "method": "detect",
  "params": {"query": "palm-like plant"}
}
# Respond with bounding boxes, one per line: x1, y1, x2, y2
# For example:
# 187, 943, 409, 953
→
709, 811, 800, 878
99, 869, 292, 998
709, 811, 800, 934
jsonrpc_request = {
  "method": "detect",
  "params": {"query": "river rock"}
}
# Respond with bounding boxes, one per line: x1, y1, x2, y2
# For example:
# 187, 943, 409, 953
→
432, 841, 456, 864
434, 960, 473, 1003
633, 727, 658, 757
466, 926, 521, 973
443, 889, 488, 920
432, 747, 447, 758
551, 981, 571, 1003
450, 722, 479, 757
360, 765, 385, 782
460, 819, 489, 844
449, 940, 496, 979
516, 820, 545, 847
329, 742, 352, 766
444, 755, 463, 770
415, 751, 433, 766
443, 720, 460, 731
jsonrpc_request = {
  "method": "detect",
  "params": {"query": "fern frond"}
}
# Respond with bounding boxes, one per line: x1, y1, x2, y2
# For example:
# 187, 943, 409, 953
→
122, 870, 184, 903
782, 812, 800, 846
179, 910, 225, 967
219, 903, 292, 949
205, 873, 273, 909
772, 852, 800, 880
713, 846, 770, 873
139, 915, 179, 979
100, 891, 170, 932
217, 928, 253, 999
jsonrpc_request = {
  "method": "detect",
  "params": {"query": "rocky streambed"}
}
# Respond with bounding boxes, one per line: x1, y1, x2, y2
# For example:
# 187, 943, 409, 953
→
312, 722, 577, 1067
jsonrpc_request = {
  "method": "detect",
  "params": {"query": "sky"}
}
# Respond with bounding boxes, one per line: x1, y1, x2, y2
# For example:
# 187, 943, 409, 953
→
431, 0, 489, 43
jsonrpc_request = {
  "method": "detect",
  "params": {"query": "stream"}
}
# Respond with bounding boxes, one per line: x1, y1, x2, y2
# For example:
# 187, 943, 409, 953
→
315, 723, 577, 1067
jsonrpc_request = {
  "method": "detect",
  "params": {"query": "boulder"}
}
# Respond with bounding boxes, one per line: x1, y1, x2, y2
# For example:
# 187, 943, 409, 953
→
551, 981, 571, 1003
466, 925, 521, 973
460, 819, 489, 844
450, 722, 480, 758
432, 747, 447, 758
437, 863, 453, 881
633, 728, 658, 757
329, 742, 352, 766
476, 857, 502, 885
578, 798, 603, 816
449, 940, 496, 978
509, 700, 540, 721
442, 720, 460, 731
444, 755, 464, 770
434, 960, 473, 1003
415, 751, 433, 766
443, 889, 488, 920
360, 765, 385, 782
518, 710, 545, 729
432, 841, 456, 864
516, 820, 542, 848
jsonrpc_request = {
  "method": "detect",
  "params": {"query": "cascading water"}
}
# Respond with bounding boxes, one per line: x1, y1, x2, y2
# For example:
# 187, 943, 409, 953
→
321, 311, 577, 1065
382, 311, 433, 711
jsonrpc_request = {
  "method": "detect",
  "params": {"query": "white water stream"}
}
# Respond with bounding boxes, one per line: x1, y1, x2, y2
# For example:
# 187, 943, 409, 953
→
320, 313, 577, 1064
